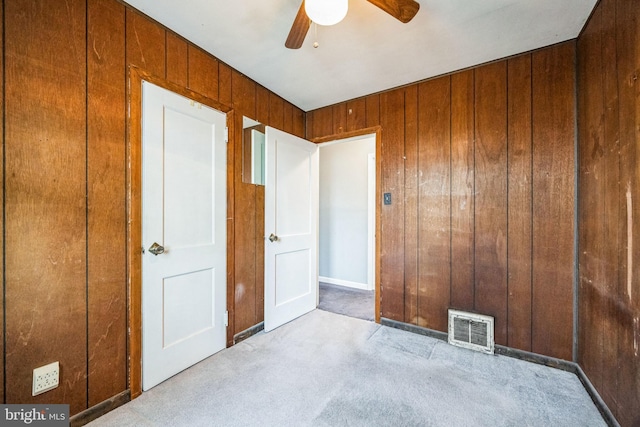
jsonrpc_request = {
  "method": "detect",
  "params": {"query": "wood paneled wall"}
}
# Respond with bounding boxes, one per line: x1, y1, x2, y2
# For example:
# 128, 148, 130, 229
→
6, 0, 638, 424
577, 0, 640, 425
1, 0, 304, 417
6, 0, 89, 412
307, 42, 577, 360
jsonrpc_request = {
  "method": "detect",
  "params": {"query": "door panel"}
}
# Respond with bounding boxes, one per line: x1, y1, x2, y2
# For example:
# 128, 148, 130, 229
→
264, 127, 319, 332
142, 81, 227, 391
164, 108, 215, 247
275, 249, 311, 305
276, 144, 314, 235
162, 269, 214, 347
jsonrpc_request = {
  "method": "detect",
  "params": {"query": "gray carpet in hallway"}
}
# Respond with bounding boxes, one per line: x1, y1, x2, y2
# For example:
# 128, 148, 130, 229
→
318, 282, 374, 321
89, 310, 605, 427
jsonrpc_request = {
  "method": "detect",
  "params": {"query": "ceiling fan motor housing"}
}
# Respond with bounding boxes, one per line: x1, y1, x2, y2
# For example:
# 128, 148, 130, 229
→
305, 0, 349, 26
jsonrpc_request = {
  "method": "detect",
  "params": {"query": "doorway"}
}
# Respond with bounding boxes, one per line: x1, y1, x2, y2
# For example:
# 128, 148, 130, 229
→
127, 68, 233, 397
317, 134, 376, 321
242, 121, 381, 333
140, 81, 228, 390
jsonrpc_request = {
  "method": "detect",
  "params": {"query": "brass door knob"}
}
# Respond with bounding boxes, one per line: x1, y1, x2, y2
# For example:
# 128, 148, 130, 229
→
148, 242, 165, 255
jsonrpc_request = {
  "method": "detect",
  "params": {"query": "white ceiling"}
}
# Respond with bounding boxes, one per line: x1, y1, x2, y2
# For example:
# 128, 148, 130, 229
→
122, 0, 597, 112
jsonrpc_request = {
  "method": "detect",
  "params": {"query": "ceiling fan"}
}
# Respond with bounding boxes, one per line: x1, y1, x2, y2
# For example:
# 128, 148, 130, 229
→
285, 0, 420, 49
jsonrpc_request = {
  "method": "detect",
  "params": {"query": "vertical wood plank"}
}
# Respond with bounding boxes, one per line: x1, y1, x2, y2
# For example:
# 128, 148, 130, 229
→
379, 88, 405, 320
126, 9, 165, 77
614, 0, 640, 423
233, 143, 256, 333
187, 46, 219, 101
293, 107, 305, 139
347, 98, 367, 132
269, 94, 285, 130
219, 63, 233, 107
87, 0, 127, 407
311, 106, 333, 139
404, 85, 419, 325
365, 94, 380, 127
283, 102, 294, 135
577, 5, 604, 389
417, 77, 451, 331
507, 54, 533, 351
232, 77, 257, 334
0, 0, 4, 405
127, 67, 144, 400
600, 0, 621, 409
254, 86, 268, 326
256, 86, 269, 124
532, 42, 575, 361
165, 32, 188, 87
228, 70, 258, 342
450, 70, 475, 312
5, 0, 88, 413
226, 109, 236, 346
232, 71, 256, 118
333, 103, 347, 134
305, 112, 314, 140
474, 62, 509, 345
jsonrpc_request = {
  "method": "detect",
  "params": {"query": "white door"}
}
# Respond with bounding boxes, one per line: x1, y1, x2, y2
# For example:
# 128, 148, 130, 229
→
264, 127, 319, 332
141, 81, 227, 391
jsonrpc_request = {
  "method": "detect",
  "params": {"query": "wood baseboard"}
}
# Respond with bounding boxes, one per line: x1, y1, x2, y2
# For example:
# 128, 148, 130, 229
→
234, 322, 264, 344
69, 390, 130, 427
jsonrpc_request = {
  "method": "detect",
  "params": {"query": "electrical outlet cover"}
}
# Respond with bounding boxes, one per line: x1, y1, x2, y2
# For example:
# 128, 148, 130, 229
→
32, 361, 60, 396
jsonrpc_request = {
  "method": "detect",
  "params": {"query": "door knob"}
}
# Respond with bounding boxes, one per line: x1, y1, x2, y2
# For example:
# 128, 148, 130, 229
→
268, 233, 279, 242
148, 242, 165, 255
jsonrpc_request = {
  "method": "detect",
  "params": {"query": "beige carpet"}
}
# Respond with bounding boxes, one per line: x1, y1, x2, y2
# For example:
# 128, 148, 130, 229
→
318, 282, 374, 321
89, 310, 606, 426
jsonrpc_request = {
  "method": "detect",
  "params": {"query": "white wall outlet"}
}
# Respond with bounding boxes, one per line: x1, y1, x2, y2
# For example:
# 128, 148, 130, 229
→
32, 361, 59, 396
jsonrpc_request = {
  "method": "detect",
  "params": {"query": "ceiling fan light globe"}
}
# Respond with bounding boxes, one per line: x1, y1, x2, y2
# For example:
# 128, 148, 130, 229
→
305, 0, 348, 26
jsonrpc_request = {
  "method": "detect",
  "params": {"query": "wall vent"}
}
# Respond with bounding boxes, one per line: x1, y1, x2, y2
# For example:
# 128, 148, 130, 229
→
448, 309, 495, 354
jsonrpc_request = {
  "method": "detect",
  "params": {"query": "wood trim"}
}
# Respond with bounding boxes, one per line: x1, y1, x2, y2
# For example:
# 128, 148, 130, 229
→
131, 68, 232, 114
574, 366, 620, 427
380, 317, 448, 341
226, 112, 236, 347
126, 66, 234, 399
309, 126, 380, 144
127, 67, 143, 399
308, 126, 383, 323
233, 322, 265, 345
374, 127, 382, 324
69, 390, 131, 427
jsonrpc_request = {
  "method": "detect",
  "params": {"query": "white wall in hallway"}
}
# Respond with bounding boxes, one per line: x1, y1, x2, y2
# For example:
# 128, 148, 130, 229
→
319, 135, 375, 290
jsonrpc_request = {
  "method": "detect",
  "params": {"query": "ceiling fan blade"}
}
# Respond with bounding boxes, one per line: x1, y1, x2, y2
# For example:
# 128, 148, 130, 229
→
285, 0, 311, 49
367, 0, 420, 23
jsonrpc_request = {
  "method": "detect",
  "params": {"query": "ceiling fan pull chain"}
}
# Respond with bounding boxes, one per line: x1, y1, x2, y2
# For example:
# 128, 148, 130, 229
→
313, 22, 319, 48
